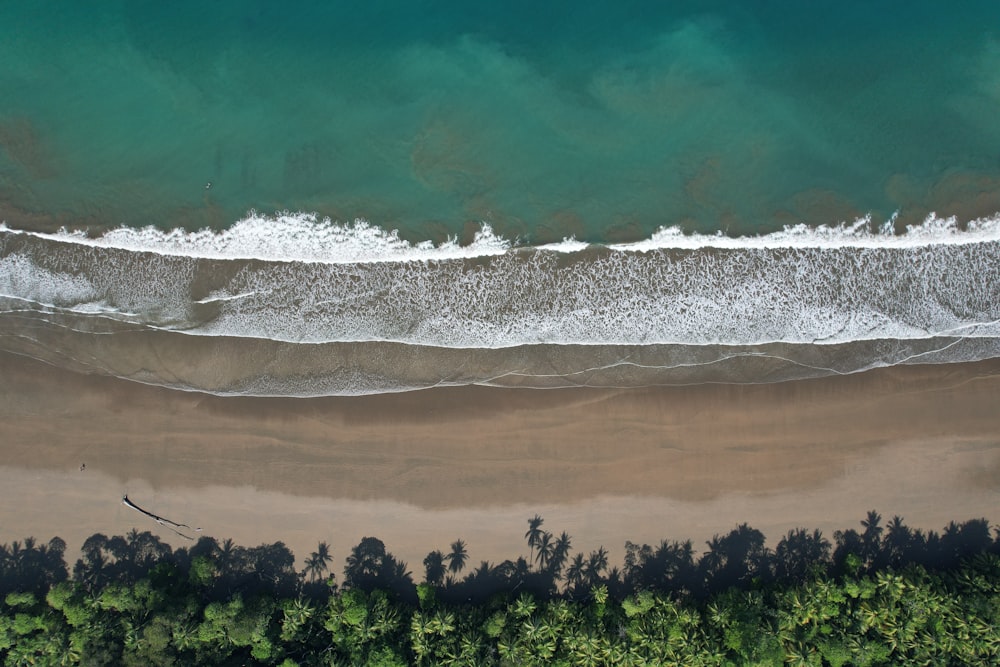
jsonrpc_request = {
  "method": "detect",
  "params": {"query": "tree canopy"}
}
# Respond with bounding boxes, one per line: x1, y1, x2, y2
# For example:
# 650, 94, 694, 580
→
1, 511, 998, 665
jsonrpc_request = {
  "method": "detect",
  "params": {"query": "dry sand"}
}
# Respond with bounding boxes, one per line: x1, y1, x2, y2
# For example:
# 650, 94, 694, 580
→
1, 350, 998, 570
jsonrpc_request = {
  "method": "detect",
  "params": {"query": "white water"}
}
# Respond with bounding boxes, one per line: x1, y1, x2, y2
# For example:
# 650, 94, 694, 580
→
2, 212, 1000, 352
5, 210, 1000, 263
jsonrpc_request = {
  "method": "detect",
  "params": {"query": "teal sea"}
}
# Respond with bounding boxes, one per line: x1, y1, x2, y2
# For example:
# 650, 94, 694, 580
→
1, 1, 1000, 395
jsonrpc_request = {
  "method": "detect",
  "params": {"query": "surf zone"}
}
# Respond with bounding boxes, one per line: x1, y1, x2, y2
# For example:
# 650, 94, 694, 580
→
1, 212, 999, 395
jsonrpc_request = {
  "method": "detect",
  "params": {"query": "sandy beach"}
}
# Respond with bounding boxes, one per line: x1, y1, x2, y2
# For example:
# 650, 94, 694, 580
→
1, 350, 998, 571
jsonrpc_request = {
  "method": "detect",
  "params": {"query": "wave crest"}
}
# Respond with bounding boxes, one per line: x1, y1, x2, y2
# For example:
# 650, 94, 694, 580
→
4, 210, 1000, 264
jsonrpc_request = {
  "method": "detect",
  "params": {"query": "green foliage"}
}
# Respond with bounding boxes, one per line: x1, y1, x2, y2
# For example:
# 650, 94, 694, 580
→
415, 582, 436, 610
3, 592, 36, 609
324, 588, 403, 664
367, 644, 408, 667
512, 591, 536, 618
590, 584, 608, 619
482, 610, 507, 638
0, 616, 12, 652
622, 590, 655, 617
1, 514, 999, 665
279, 597, 315, 643
98, 582, 140, 613
187, 555, 215, 589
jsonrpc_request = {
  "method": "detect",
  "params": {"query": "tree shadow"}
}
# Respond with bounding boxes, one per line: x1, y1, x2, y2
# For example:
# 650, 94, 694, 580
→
623, 539, 698, 596
833, 511, 998, 576
773, 528, 831, 585
73, 530, 173, 591
2, 509, 998, 616
698, 523, 770, 598
0, 536, 68, 596
165, 535, 298, 601
342, 536, 415, 603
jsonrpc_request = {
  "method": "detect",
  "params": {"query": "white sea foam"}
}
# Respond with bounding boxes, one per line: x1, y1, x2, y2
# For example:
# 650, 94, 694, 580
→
3, 210, 1000, 266
0, 254, 99, 307
611, 213, 1000, 251
535, 237, 591, 253
2, 212, 1000, 354
0, 212, 512, 264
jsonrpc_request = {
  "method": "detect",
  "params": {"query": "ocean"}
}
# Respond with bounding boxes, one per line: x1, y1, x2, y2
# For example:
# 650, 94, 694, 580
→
2, 1, 1000, 395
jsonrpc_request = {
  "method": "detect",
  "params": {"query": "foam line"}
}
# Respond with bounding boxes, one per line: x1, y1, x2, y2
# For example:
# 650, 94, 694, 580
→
4, 211, 1000, 266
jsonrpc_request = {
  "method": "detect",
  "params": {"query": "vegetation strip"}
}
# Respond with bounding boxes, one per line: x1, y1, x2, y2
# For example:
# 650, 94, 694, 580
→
1, 511, 998, 665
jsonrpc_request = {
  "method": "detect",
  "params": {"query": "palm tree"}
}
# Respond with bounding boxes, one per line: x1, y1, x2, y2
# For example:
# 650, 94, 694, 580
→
447, 539, 468, 578
422, 550, 447, 587
525, 515, 545, 564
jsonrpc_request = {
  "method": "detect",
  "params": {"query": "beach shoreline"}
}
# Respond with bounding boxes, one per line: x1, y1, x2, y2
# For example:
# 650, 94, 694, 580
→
1, 350, 998, 569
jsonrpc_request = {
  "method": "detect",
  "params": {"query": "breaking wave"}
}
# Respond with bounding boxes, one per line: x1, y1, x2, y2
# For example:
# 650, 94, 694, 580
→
2, 210, 999, 395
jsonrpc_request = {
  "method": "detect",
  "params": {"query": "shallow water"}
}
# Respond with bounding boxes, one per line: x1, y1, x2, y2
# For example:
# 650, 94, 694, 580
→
2, 2, 1000, 394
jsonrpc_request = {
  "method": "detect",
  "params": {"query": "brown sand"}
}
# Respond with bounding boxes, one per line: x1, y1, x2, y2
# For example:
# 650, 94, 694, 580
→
1, 350, 998, 569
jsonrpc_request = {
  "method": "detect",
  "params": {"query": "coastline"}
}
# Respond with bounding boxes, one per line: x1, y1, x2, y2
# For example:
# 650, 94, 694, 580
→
1, 350, 998, 568
4, 0, 1000, 585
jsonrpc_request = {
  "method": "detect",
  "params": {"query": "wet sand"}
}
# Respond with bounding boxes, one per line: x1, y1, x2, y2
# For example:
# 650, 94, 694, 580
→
1, 350, 998, 570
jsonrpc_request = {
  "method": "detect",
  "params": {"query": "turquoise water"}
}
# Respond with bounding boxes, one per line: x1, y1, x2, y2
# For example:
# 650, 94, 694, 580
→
2, 2, 1000, 395
2, 1, 999, 240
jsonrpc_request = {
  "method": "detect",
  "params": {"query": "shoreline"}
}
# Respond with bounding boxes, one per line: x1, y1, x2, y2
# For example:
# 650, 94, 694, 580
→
1, 351, 998, 568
